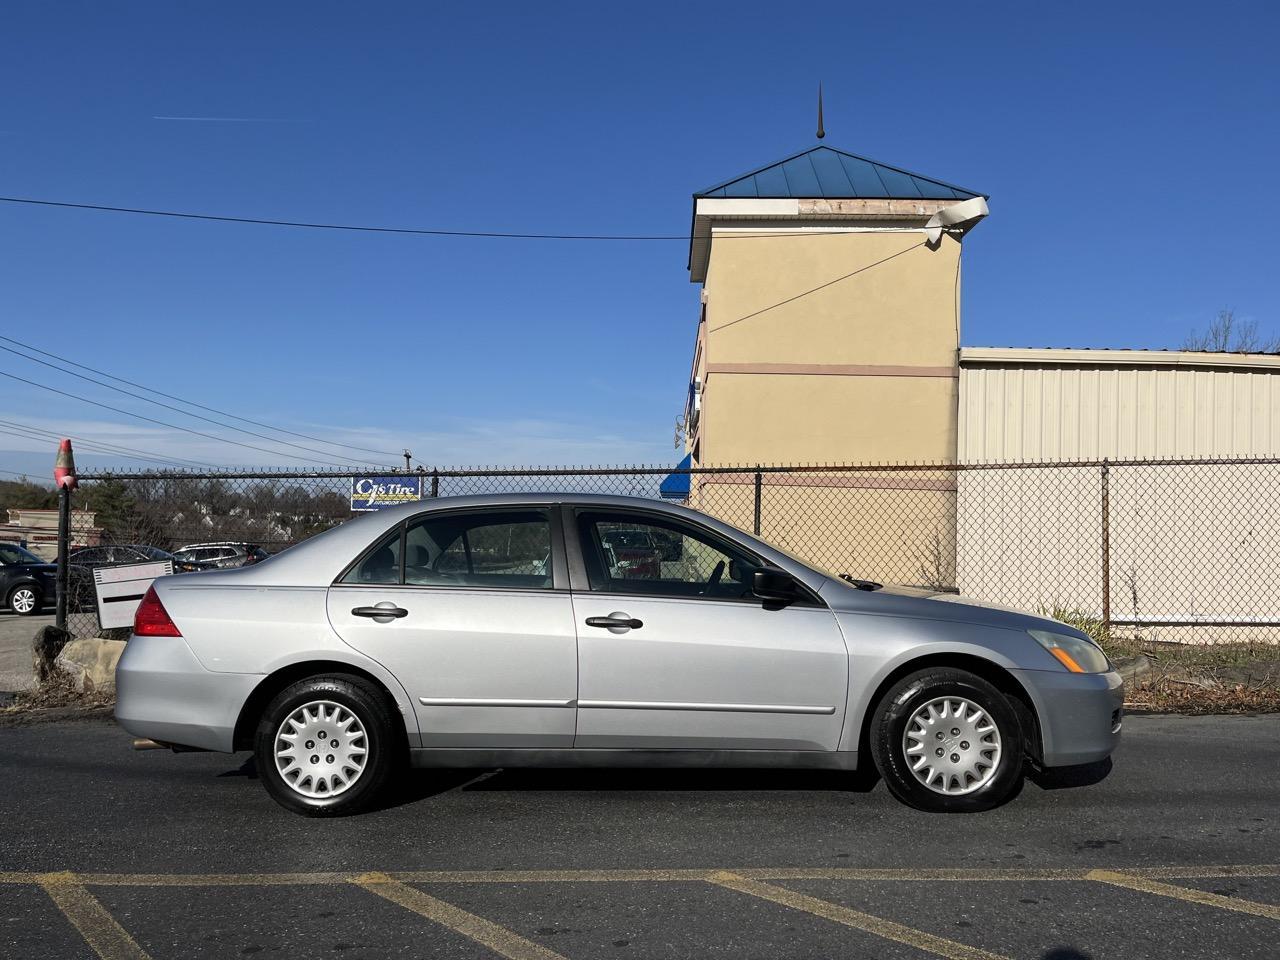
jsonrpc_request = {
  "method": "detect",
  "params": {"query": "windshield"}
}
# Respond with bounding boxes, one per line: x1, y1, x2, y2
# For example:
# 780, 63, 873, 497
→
0, 543, 44, 565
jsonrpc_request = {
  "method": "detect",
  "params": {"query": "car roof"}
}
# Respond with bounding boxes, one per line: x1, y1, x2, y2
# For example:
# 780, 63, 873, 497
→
166, 493, 826, 592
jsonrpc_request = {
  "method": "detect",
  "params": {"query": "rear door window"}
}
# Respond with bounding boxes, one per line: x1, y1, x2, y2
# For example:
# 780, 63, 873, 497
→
341, 510, 553, 589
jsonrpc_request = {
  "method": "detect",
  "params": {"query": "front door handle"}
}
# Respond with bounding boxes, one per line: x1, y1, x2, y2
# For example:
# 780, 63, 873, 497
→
352, 603, 408, 621
585, 615, 643, 630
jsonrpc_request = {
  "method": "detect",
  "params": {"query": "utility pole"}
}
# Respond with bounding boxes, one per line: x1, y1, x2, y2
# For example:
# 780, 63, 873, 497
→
403, 449, 412, 472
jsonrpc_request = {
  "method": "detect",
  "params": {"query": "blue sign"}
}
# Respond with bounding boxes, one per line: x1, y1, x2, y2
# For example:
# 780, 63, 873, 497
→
350, 476, 424, 512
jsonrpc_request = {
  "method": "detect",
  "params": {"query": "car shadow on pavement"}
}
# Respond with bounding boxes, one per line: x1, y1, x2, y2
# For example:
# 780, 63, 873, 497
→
1027, 758, 1113, 791
423, 766, 881, 795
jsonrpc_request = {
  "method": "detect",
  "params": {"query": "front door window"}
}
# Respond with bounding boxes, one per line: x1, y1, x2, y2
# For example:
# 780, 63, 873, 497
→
577, 511, 759, 600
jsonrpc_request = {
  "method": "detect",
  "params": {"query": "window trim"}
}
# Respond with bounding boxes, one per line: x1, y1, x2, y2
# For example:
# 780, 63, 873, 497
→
332, 504, 567, 592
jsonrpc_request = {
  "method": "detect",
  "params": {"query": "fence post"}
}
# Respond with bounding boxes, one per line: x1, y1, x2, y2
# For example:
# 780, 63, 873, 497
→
1100, 459, 1111, 633
752, 469, 763, 535
430, 469, 440, 498
55, 484, 71, 631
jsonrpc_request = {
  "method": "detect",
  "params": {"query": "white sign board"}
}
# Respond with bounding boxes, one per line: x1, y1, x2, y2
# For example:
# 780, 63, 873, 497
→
93, 560, 174, 630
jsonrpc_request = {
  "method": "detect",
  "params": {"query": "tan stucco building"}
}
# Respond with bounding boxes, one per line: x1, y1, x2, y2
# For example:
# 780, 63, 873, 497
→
675, 145, 1280, 634
683, 144, 988, 466
678, 144, 988, 579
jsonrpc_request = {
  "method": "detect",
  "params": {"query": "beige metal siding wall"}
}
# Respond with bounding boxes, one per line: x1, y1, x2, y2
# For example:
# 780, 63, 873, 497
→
959, 363, 1280, 461
956, 358, 1280, 637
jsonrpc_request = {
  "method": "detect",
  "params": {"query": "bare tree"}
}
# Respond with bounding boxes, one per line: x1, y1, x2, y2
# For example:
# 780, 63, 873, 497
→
1183, 309, 1280, 353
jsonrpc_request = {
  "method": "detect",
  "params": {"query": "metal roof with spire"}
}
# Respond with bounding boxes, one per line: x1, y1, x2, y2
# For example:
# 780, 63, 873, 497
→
694, 144, 985, 201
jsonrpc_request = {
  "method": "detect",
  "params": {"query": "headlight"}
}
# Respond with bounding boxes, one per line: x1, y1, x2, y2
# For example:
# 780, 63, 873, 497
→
1028, 630, 1110, 674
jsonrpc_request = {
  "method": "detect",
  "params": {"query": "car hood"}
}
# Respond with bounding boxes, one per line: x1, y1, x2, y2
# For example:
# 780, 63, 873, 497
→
818, 577, 1089, 640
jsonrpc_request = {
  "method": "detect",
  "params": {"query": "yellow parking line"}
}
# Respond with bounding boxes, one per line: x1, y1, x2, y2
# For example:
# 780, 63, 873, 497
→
80, 871, 357, 886
737, 867, 1090, 882
0, 863, 1275, 889
1130, 864, 1280, 880
36, 871, 152, 960
353, 871, 568, 960
1087, 870, 1280, 921
708, 871, 1010, 960
394, 868, 719, 884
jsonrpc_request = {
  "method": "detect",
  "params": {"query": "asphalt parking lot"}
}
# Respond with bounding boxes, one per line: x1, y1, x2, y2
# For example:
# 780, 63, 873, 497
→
0, 611, 50, 694
2, 713, 1278, 959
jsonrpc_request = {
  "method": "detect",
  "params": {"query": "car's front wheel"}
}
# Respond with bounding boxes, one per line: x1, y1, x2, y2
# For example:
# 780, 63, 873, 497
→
870, 667, 1024, 813
254, 675, 400, 816
8, 584, 42, 616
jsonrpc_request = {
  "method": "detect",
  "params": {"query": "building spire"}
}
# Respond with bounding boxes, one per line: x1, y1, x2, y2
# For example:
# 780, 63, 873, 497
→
816, 83, 825, 140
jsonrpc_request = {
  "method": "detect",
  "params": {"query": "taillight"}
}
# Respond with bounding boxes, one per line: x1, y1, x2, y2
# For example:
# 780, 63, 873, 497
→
134, 585, 182, 637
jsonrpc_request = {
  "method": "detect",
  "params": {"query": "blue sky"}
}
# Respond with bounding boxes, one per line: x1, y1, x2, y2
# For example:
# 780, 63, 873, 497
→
2, 1, 1277, 476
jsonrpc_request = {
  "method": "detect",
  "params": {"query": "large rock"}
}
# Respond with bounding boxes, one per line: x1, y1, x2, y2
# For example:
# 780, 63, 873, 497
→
53, 638, 127, 694
31, 625, 73, 684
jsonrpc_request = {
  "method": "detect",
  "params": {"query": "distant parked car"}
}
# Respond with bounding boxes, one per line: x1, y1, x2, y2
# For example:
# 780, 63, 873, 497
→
0, 542, 59, 616
600, 527, 662, 579
172, 542, 269, 570
67, 544, 213, 574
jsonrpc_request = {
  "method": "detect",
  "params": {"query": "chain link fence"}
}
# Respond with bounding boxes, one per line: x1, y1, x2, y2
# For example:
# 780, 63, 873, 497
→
53, 458, 1280, 644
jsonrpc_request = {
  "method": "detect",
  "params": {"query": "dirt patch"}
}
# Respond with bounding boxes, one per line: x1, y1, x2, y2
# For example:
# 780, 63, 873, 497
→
1115, 643, 1280, 714
0, 669, 116, 725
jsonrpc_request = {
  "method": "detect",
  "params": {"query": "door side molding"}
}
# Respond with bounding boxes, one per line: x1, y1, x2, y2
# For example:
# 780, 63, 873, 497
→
418, 697, 576, 708
577, 699, 836, 715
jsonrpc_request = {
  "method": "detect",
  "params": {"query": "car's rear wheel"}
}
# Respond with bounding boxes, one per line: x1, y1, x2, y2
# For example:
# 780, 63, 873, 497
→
254, 675, 400, 816
8, 584, 41, 616
870, 667, 1024, 813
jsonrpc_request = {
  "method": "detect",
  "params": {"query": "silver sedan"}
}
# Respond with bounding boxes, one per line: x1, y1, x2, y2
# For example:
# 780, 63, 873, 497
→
116, 494, 1123, 816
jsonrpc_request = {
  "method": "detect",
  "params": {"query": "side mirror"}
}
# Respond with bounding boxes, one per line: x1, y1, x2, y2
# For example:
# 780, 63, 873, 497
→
752, 568, 801, 605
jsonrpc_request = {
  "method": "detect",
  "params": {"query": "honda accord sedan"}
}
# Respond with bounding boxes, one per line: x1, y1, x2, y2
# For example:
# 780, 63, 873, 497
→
115, 494, 1122, 816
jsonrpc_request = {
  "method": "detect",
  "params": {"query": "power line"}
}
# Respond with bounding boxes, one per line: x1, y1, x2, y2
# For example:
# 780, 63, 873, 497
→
0, 195, 964, 242
0, 367, 378, 467
0, 417, 215, 469
0, 334, 401, 460
0, 426, 190, 470
0, 340, 390, 468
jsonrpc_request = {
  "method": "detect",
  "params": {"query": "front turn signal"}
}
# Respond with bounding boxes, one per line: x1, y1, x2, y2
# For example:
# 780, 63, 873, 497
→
1029, 629, 1109, 674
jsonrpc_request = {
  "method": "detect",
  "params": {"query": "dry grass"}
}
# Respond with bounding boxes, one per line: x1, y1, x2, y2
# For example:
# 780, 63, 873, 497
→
1044, 606, 1280, 713
0, 670, 115, 723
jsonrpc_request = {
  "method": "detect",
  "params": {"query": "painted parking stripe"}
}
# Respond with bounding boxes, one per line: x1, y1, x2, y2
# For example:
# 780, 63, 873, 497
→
36, 871, 152, 960
71, 866, 1249, 885
354, 871, 568, 960
708, 871, 1010, 960
0, 864, 1277, 887
1087, 869, 1280, 921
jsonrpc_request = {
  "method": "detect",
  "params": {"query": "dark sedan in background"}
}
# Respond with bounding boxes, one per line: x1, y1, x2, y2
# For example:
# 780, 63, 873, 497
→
0, 542, 59, 616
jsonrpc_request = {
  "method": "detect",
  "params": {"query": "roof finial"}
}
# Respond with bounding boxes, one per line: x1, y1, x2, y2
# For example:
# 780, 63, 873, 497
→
816, 82, 825, 140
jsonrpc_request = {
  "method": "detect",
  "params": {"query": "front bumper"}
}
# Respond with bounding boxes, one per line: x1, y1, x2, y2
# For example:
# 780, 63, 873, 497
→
115, 635, 260, 752
1011, 667, 1124, 767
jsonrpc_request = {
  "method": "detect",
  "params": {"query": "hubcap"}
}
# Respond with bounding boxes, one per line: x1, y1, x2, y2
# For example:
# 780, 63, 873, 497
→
274, 700, 368, 799
902, 696, 1002, 796
11, 589, 36, 614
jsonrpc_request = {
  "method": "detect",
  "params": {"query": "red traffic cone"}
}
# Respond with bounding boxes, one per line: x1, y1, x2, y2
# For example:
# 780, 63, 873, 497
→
53, 439, 78, 490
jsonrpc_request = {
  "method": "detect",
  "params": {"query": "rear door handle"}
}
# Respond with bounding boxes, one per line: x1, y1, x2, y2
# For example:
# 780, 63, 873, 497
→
352, 604, 408, 620
585, 615, 643, 630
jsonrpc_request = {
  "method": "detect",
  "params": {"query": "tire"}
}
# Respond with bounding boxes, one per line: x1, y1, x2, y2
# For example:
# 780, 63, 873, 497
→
7, 584, 42, 616
254, 675, 401, 817
870, 668, 1024, 813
